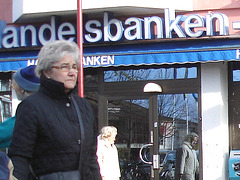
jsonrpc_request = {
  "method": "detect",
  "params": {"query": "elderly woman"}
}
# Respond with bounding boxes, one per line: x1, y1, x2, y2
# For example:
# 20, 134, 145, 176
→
97, 126, 121, 180
8, 40, 101, 180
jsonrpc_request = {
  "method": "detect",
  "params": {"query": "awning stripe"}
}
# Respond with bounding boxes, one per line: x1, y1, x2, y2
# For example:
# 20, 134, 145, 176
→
83, 49, 237, 67
0, 39, 239, 71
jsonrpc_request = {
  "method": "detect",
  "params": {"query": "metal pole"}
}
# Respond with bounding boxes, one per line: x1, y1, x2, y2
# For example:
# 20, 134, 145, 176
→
185, 94, 189, 134
77, 0, 84, 97
172, 94, 175, 150
150, 95, 159, 180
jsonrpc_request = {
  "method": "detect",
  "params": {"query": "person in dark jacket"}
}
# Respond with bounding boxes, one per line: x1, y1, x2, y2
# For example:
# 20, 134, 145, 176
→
0, 65, 40, 148
8, 40, 101, 180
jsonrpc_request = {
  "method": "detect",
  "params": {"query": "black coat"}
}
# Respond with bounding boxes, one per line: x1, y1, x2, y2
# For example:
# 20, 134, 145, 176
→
9, 76, 101, 180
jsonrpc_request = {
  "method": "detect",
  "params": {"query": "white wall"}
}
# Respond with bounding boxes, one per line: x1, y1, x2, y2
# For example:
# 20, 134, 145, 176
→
12, 0, 23, 23
201, 62, 229, 180
11, 90, 20, 116
12, 0, 193, 22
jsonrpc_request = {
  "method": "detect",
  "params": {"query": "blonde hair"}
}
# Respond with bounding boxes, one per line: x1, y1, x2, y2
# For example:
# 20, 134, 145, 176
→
100, 126, 117, 140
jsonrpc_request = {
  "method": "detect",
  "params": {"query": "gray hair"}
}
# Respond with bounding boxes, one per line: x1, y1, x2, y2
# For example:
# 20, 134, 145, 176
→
184, 132, 199, 143
100, 126, 117, 140
35, 40, 80, 77
12, 79, 35, 101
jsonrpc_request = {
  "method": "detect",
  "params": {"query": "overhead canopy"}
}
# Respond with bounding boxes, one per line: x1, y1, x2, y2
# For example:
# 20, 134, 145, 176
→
0, 38, 240, 71
0, 50, 39, 72
83, 38, 240, 67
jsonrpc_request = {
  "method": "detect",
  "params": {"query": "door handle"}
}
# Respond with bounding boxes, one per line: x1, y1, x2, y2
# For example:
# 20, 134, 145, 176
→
139, 143, 153, 164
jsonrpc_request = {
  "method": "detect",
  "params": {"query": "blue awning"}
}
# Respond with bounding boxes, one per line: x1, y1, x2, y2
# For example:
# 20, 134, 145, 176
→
0, 50, 39, 72
0, 38, 240, 71
0, 60, 32, 72
83, 38, 240, 67
83, 48, 237, 67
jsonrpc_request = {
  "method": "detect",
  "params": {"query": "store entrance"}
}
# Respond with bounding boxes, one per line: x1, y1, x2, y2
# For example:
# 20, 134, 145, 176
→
96, 65, 200, 179
102, 92, 199, 180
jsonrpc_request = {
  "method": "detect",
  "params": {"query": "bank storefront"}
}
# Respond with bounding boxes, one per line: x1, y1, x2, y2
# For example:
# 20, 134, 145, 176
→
0, 9, 239, 179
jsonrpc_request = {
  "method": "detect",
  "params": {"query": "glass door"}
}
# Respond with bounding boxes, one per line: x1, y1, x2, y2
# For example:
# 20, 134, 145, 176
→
108, 98, 150, 179
96, 64, 200, 179
107, 93, 199, 180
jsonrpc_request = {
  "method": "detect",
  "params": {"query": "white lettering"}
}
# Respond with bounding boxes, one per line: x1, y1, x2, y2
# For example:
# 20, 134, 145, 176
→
206, 12, 229, 36
84, 56, 94, 66
0, 9, 232, 49
38, 16, 57, 45
165, 9, 186, 38
2, 26, 19, 48
57, 22, 75, 41
236, 49, 240, 59
144, 16, 164, 39
27, 60, 38, 66
124, 17, 143, 40
185, 15, 205, 37
104, 12, 124, 41
107, 55, 114, 64
20, 25, 37, 47
83, 55, 115, 66
93, 56, 101, 65
84, 20, 102, 42
101, 56, 108, 65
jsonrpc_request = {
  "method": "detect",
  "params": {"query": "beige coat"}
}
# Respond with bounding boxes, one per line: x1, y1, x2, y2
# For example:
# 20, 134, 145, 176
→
179, 142, 199, 180
97, 136, 120, 180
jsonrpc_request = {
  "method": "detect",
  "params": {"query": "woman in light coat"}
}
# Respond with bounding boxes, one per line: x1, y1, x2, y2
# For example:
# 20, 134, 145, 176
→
97, 126, 121, 180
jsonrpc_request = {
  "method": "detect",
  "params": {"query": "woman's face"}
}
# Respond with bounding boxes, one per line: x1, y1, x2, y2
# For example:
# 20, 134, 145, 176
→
108, 132, 117, 145
44, 55, 78, 93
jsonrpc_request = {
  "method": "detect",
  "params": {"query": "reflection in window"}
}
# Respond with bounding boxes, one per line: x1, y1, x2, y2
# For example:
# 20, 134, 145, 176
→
233, 70, 240, 81
158, 93, 198, 149
104, 67, 197, 82
0, 79, 11, 91
108, 93, 198, 161
0, 79, 12, 123
108, 99, 149, 147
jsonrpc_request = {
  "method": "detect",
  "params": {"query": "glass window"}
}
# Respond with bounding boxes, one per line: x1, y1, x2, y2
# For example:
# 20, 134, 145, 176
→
230, 62, 240, 149
0, 79, 11, 91
104, 67, 197, 82
108, 99, 149, 146
158, 93, 198, 149
233, 70, 240, 81
108, 93, 198, 157
0, 77, 12, 123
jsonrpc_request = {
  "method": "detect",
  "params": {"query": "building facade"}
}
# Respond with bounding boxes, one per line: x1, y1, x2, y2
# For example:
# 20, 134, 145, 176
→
1, 0, 240, 179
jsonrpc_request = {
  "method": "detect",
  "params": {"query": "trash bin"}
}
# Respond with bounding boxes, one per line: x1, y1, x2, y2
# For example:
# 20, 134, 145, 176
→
229, 150, 240, 179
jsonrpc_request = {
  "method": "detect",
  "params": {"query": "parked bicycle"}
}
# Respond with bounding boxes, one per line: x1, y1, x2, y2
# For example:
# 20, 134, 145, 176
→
159, 159, 175, 180
120, 160, 150, 180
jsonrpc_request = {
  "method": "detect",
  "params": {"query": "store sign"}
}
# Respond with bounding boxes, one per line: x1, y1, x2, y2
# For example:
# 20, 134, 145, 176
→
0, 9, 231, 49
236, 49, 240, 59
83, 55, 114, 66
26, 55, 115, 67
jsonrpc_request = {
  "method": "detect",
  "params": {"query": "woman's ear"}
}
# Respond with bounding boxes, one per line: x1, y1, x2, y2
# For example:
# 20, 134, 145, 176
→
43, 71, 51, 79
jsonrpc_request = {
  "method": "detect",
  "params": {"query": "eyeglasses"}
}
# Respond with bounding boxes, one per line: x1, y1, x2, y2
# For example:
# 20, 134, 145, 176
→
51, 64, 79, 72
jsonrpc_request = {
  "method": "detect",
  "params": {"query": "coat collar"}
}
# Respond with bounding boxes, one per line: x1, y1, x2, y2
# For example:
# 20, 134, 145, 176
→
39, 75, 76, 99
183, 141, 194, 150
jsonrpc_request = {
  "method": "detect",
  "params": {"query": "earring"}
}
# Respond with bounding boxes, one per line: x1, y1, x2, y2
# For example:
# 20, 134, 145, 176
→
47, 76, 50, 79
